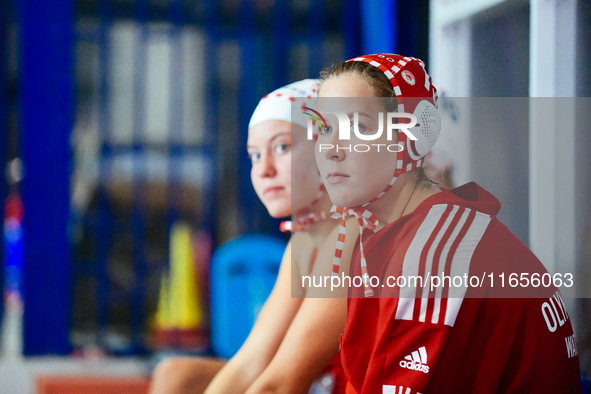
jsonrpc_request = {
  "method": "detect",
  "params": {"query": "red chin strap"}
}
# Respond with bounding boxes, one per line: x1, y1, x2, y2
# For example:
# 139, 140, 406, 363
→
329, 54, 438, 297
330, 206, 378, 297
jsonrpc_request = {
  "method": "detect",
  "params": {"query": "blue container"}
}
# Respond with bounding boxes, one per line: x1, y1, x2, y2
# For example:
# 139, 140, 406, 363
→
210, 233, 286, 359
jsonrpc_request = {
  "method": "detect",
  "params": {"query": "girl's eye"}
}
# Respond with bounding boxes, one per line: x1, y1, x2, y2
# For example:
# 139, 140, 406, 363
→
249, 152, 261, 163
320, 125, 333, 135
275, 144, 290, 154
350, 122, 365, 133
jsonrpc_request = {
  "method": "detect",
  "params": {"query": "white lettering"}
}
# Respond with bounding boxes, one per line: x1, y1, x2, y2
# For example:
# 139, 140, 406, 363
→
396, 276, 405, 287
550, 297, 565, 327
369, 276, 380, 287
312, 276, 322, 288
554, 291, 569, 320
565, 334, 578, 358
399, 360, 429, 374
387, 144, 404, 152
341, 272, 351, 288
302, 276, 311, 288
306, 118, 315, 140
352, 112, 383, 140
330, 275, 340, 291
387, 112, 418, 141
353, 275, 362, 287
542, 302, 558, 332
309, 111, 418, 141
353, 144, 370, 152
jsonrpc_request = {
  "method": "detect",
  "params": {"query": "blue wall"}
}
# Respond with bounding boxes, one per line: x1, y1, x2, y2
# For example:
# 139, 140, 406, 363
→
18, 0, 74, 355
361, 0, 397, 54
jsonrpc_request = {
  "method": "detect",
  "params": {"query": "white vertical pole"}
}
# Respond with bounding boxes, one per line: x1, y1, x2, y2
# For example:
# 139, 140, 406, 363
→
529, 0, 577, 281
430, 2, 473, 186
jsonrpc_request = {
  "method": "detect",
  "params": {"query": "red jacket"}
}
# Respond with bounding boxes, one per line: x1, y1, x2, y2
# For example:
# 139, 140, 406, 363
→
341, 183, 581, 393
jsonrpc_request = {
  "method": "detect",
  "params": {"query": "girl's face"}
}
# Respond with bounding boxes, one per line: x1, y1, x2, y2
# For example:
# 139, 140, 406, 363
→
247, 120, 319, 218
315, 73, 398, 207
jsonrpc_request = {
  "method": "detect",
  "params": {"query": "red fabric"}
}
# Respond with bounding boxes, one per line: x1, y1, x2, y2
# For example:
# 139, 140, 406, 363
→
341, 183, 581, 393
347, 54, 438, 167
325, 353, 348, 394
347, 54, 438, 111
345, 381, 357, 394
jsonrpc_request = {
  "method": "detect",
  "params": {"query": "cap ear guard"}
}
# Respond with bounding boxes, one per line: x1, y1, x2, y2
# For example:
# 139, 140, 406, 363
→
408, 100, 441, 161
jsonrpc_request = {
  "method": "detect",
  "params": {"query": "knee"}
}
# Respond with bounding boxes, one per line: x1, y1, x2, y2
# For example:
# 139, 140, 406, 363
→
150, 357, 197, 394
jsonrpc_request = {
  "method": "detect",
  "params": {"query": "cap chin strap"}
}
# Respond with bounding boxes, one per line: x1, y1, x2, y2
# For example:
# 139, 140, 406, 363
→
329, 173, 398, 298
280, 183, 328, 233
291, 209, 327, 232
280, 209, 327, 233
329, 156, 424, 297
330, 206, 379, 297
279, 221, 292, 233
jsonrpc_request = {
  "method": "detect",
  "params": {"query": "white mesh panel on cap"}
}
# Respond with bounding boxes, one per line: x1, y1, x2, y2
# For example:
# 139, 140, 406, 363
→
409, 100, 441, 160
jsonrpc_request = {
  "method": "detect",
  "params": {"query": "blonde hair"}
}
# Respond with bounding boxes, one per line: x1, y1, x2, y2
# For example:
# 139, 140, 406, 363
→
319, 61, 398, 112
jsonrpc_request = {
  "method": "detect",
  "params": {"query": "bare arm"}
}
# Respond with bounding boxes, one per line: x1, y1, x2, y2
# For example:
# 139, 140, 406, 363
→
244, 297, 346, 394
244, 223, 360, 394
204, 239, 307, 394
149, 357, 225, 394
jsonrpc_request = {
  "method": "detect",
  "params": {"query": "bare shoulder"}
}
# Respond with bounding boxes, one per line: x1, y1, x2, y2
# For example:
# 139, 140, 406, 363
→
290, 231, 315, 274
304, 219, 360, 297
288, 232, 316, 297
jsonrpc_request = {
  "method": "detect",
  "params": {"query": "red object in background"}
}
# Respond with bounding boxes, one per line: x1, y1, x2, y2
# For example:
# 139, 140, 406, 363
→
4, 192, 24, 223
152, 327, 210, 350
194, 230, 212, 338
36, 376, 150, 394
3, 190, 25, 299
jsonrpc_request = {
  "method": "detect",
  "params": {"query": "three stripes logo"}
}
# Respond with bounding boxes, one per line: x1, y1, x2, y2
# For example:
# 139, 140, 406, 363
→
399, 346, 430, 373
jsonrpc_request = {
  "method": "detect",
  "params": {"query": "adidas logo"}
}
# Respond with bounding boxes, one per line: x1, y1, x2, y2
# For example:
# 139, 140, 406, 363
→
399, 346, 429, 373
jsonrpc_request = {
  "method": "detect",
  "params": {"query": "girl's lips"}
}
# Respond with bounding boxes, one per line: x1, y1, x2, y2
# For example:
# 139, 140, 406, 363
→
264, 186, 285, 196
327, 172, 350, 185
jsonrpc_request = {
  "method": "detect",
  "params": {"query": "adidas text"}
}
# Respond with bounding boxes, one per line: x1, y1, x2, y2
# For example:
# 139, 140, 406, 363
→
399, 360, 429, 373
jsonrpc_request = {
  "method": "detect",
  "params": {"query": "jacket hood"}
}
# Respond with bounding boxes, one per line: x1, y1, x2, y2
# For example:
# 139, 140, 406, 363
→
447, 181, 501, 217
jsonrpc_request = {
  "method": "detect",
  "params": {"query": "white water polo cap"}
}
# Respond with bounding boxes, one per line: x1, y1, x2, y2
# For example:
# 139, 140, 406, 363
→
249, 79, 326, 233
249, 79, 321, 129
